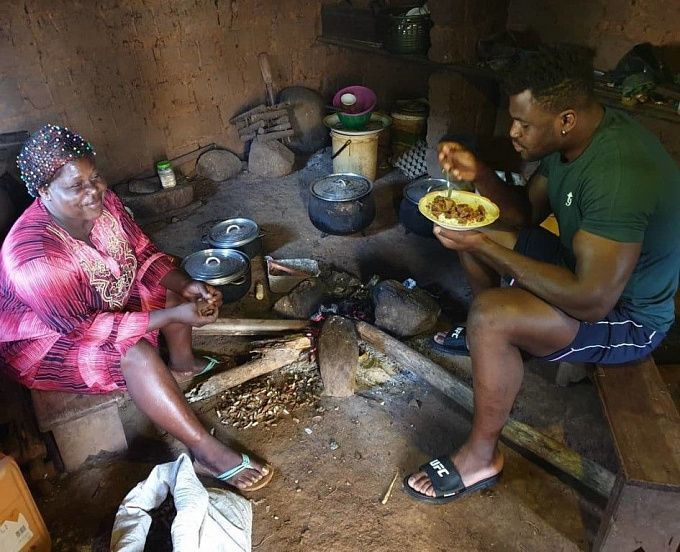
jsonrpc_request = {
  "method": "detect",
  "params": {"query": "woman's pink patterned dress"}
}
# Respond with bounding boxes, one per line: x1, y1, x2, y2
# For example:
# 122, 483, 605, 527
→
0, 190, 175, 393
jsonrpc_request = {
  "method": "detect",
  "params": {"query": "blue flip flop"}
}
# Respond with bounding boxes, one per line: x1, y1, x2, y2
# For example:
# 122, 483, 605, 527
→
198, 453, 274, 492
430, 326, 470, 357
194, 355, 220, 377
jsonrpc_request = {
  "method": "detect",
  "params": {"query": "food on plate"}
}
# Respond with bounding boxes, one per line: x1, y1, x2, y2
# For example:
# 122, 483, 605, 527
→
429, 196, 487, 225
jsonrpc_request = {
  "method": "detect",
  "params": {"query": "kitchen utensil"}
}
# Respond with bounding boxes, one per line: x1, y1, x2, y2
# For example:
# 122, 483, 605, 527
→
308, 173, 375, 235
418, 189, 500, 231
181, 248, 251, 303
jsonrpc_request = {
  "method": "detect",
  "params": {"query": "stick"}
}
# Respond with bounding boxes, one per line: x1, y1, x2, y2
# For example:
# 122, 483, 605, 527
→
186, 336, 311, 402
193, 318, 309, 336
381, 471, 400, 505
355, 321, 616, 499
256, 129, 295, 142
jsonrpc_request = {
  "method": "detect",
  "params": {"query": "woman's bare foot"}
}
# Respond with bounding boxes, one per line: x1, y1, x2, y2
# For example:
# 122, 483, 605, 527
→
192, 435, 271, 491
407, 446, 503, 498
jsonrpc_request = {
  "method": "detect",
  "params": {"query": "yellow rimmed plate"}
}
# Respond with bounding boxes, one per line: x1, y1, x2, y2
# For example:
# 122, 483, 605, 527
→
418, 189, 500, 230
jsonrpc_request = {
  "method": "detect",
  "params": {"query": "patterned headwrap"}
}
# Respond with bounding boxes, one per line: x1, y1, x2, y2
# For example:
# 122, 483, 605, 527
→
17, 124, 96, 197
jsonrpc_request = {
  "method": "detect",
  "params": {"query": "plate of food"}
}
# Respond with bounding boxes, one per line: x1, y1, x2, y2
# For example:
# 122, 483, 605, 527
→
418, 189, 500, 230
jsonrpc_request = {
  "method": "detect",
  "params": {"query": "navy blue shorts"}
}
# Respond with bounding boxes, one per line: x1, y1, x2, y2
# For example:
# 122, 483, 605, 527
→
511, 227, 665, 364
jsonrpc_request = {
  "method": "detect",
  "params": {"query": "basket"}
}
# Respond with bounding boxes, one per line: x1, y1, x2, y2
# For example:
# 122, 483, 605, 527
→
380, 8, 432, 55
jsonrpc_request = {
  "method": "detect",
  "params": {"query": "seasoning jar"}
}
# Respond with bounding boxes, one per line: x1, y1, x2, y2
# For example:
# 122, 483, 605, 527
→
156, 160, 176, 189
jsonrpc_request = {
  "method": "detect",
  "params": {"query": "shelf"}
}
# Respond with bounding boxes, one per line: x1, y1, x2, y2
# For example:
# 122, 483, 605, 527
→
317, 36, 498, 81
593, 85, 679, 125
319, 36, 680, 125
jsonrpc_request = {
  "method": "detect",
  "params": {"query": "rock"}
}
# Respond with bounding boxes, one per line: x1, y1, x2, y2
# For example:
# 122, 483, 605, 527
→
114, 178, 194, 219
196, 149, 242, 181
318, 315, 359, 397
248, 139, 295, 178
322, 268, 362, 299
372, 280, 441, 337
272, 278, 327, 319
128, 178, 161, 194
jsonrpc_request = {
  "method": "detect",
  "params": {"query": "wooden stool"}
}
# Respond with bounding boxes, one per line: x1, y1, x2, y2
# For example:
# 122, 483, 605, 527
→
593, 356, 680, 551
31, 389, 128, 472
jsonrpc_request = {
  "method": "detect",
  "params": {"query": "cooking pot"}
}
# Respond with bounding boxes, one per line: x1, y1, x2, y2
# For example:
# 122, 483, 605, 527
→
202, 218, 262, 259
308, 173, 375, 235
398, 177, 448, 237
181, 248, 251, 303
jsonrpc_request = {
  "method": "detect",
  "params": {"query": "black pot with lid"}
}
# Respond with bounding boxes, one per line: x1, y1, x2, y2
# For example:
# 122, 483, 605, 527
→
203, 218, 262, 259
308, 172, 375, 235
399, 176, 448, 237
181, 248, 251, 303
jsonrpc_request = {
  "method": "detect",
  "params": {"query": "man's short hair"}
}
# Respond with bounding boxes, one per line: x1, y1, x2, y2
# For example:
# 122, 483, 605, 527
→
502, 44, 595, 113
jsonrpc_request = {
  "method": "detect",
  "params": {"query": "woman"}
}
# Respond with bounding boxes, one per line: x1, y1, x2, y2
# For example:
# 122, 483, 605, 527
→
0, 124, 272, 491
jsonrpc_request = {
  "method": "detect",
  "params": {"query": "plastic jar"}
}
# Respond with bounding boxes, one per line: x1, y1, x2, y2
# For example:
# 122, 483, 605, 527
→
156, 160, 176, 188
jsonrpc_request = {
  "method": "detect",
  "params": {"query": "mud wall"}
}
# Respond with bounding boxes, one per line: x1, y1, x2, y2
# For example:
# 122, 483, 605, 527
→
507, 0, 679, 69
0, 0, 430, 183
505, 0, 680, 163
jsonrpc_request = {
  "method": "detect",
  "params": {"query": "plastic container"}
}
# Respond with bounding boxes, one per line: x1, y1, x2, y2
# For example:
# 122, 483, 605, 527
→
390, 110, 427, 158
380, 8, 432, 55
0, 454, 51, 552
330, 130, 380, 181
156, 160, 176, 189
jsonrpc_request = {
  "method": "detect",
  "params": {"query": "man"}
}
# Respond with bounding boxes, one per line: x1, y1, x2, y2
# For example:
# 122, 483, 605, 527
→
404, 45, 680, 503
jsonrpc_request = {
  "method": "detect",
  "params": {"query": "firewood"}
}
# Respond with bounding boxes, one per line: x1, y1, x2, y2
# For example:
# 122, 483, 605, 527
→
192, 318, 309, 335
185, 335, 311, 403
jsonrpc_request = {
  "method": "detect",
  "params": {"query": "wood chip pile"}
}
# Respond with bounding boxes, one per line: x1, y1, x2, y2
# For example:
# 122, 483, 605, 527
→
213, 365, 322, 430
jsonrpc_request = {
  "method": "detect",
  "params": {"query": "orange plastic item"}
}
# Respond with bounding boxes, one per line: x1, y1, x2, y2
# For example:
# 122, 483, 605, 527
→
0, 454, 51, 552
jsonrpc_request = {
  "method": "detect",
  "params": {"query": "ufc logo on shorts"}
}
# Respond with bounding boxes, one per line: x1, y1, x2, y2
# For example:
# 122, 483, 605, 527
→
451, 327, 463, 339
429, 459, 450, 477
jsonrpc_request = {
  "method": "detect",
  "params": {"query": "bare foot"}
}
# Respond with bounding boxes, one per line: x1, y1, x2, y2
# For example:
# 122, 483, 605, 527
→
407, 446, 503, 498
193, 436, 271, 491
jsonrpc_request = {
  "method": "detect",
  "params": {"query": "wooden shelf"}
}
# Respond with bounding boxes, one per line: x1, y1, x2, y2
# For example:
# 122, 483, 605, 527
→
317, 36, 498, 81
319, 35, 680, 125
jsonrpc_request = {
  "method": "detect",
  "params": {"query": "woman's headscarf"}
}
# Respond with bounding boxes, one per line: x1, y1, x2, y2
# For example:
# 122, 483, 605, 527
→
17, 124, 96, 197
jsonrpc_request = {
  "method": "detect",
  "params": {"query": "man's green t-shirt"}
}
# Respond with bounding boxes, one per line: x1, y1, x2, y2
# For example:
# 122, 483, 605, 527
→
539, 107, 680, 332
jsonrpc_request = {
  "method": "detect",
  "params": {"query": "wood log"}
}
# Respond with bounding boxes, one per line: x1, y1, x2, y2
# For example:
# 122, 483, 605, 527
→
192, 318, 309, 335
355, 321, 616, 499
185, 335, 311, 403
318, 316, 359, 397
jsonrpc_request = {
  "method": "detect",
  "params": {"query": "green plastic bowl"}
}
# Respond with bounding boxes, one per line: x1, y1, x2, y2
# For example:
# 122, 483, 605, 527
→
337, 111, 372, 130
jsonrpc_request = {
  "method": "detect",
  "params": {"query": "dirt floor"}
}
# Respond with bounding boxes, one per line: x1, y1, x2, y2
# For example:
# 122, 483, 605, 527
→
33, 150, 677, 551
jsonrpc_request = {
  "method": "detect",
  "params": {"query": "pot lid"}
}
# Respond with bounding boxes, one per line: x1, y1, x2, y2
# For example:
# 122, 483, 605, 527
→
311, 173, 372, 202
182, 248, 248, 284
208, 218, 259, 248
404, 177, 447, 204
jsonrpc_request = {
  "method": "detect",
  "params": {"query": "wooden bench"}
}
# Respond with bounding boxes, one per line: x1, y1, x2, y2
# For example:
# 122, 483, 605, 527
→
592, 356, 680, 551
31, 389, 128, 472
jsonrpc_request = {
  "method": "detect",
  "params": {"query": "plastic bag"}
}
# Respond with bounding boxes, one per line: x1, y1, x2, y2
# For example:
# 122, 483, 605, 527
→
110, 453, 252, 552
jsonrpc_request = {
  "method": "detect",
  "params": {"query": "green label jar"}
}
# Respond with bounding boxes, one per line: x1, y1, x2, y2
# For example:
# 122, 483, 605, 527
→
156, 160, 176, 188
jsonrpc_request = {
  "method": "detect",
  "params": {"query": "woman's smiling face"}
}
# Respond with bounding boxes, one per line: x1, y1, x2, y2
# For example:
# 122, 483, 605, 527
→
39, 156, 107, 225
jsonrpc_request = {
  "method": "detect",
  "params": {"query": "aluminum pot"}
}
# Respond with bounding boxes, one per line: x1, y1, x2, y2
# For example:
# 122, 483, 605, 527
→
203, 218, 262, 259
308, 173, 375, 235
398, 177, 447, 237
181, 248, 251, 303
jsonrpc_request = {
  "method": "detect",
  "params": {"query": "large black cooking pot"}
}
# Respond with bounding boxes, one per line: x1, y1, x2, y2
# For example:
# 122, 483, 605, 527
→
181, 248, 251, 303
202, 218, 262, 259
308, 173, 375, 235
398, 177, 447, 237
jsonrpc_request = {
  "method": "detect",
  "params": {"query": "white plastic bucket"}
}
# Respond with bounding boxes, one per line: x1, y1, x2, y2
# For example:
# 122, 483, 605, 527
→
331, 130, 379, 181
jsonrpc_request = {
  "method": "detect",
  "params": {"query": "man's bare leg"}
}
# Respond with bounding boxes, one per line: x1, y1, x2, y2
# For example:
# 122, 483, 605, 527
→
410, 287, 580, 496
120, 339, 268, 489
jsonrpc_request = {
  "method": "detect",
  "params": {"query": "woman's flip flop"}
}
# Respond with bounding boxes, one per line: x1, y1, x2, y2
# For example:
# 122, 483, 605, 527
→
194, 453, 274, 493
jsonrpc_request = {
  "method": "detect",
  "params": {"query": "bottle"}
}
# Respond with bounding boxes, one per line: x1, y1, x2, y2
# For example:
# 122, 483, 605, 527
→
156, 160, 176, 188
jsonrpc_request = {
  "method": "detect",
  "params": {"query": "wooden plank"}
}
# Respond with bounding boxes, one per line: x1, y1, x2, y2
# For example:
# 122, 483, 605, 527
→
595, 358, 680, 489
355, 321, 616, 498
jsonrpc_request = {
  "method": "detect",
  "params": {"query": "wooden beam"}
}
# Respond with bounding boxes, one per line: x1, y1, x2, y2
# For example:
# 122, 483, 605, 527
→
355, 321, 615, 499
193, 318, 309, 336
185, 336, 311, 403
